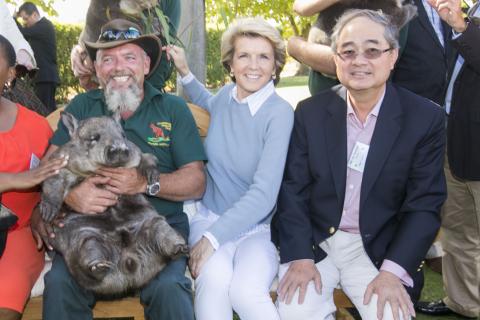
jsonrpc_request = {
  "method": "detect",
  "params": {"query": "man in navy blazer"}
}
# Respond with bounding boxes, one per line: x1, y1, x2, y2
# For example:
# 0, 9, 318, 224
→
416, 0, 480, 318
392, 0, 453, 106
272, 9, 446, 320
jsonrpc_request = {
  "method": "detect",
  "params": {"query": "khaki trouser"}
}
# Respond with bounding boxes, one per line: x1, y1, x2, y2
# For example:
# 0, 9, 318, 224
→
441, 158, 480, 318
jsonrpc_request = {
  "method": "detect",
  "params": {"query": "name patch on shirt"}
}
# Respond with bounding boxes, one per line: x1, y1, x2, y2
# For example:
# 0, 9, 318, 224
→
348, 142, 369, 173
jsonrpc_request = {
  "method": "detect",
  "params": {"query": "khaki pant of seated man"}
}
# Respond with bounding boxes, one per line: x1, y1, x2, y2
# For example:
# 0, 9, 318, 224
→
278, 231, 411, 320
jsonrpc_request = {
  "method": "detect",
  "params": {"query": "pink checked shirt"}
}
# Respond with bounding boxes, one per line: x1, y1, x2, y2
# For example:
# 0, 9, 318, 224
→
339, 89, 413, 287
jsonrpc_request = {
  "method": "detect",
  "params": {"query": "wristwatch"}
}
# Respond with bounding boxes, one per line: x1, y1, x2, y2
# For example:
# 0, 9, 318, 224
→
145, 177, 161, 196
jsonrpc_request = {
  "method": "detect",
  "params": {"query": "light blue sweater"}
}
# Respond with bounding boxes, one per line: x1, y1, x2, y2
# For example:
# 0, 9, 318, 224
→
183, 78, 294, 245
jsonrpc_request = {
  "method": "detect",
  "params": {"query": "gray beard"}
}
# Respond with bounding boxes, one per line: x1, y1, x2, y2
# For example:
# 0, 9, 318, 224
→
104, 81, 142, 116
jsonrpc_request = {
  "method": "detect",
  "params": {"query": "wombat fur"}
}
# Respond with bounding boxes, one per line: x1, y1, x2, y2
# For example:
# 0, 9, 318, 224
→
308, 0, 417, 45
40, 112, 188, 296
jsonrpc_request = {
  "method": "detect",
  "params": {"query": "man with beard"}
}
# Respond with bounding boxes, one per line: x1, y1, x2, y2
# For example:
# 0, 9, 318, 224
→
31, 19, 207, 320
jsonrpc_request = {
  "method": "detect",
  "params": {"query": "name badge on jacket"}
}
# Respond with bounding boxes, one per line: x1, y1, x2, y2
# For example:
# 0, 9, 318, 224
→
348, 142, 369, 173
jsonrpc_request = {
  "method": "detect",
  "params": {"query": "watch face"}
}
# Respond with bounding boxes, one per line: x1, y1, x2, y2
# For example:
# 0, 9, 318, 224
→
148, 182, 160, 195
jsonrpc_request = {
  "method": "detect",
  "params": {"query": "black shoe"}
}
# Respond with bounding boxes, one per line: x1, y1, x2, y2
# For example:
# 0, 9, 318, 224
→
416, 300, 477, 318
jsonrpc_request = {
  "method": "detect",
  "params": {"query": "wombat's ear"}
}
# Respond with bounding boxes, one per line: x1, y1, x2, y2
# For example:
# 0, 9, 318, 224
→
60, 112, 79, 136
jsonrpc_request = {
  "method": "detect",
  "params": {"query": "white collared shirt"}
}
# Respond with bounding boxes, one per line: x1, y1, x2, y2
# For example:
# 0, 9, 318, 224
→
422, 0, 445, 47
180, 71, 275, 116
230, 80, 275, 116
444, 3, 480, 114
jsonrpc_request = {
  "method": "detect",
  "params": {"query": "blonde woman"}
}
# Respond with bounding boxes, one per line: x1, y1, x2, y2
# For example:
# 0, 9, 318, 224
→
167, 17, 293, 320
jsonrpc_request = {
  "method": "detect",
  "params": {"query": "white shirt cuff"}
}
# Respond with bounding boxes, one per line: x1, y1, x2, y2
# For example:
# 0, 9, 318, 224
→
180, 71, 195, 85
203, 231, 219, 250
452, 30, 463, 39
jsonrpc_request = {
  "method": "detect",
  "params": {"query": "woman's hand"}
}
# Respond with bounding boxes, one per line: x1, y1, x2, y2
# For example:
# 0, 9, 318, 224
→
163, 45, 191, 77
71, 45, 95, 78
188, 236, 215, 278
2, 155, 68, 192
70, 45, 99, 90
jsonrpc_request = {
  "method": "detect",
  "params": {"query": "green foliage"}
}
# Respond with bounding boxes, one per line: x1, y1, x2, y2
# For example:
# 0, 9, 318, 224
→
165, 29, 227, 91
205, 0, 314, 38
206, 29, 228, 88
6, 0, 59, 16
53, 22, 83, 104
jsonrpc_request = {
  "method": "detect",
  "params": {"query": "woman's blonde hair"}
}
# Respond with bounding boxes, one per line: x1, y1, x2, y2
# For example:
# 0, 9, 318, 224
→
220, 17, 286, 85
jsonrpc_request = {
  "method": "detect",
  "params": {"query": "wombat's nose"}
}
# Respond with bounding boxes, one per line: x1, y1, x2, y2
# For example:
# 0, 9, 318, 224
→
106, 146, 130, 165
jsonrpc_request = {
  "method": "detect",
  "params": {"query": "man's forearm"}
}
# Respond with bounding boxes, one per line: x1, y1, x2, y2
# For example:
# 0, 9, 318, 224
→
288, 37, 337, 76
154, 161, 205, 202
293, 0, 341, 16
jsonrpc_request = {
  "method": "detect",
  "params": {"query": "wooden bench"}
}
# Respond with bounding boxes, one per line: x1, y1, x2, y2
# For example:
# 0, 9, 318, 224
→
23, 296, 145, 320
23, 105, 354, 320
23, 290, 353, 320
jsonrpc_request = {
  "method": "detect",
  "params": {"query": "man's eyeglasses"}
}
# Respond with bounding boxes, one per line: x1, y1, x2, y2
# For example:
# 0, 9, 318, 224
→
99, 27, 141, 42
336, 48, 393, 61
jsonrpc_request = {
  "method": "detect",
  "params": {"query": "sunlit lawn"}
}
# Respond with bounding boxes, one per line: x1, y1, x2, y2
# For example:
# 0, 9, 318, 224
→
277, 75, 308, 88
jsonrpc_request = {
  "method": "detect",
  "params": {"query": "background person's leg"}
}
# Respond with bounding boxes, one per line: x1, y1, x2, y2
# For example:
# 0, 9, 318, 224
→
34, 82, 56, 114
441, 165, 480, 317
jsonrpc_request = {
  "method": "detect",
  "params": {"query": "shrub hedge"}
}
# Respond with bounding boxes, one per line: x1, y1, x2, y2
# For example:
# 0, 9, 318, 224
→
54, 22, 83, 104
54, 23, 227, 104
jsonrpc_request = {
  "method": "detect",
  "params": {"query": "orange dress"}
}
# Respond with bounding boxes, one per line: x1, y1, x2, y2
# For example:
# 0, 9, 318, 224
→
0, 104, 52, 313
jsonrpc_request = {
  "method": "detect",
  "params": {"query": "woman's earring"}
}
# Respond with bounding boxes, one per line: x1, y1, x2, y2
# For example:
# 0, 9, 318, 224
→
229, 71, 234, 77
271, 72, 276, 80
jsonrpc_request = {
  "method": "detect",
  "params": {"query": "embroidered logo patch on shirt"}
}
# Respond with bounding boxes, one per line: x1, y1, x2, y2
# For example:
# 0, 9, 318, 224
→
147, 122, 171, 147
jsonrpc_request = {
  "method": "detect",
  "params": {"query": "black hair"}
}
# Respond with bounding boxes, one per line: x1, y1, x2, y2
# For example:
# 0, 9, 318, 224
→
0, 35, 17, 67
18, 2, 39, 15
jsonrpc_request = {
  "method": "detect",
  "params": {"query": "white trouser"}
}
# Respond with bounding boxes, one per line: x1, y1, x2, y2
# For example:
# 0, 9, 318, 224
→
189, 203, 280, 320
278, 231, 411, 320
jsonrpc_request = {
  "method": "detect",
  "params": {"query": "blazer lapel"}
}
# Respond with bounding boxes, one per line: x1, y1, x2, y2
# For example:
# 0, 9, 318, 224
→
324, 87, 348, 206
360, 84, 403, 207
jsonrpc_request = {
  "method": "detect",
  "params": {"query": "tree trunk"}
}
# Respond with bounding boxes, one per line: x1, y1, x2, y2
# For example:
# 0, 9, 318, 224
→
177, 0, 206, 99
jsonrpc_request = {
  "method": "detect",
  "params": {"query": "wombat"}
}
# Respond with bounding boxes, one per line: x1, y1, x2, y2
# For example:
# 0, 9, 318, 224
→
40, 112, 188, 296
308, 0, 417, 45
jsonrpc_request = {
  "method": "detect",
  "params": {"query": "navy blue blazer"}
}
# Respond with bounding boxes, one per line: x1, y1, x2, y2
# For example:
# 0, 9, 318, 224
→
272, 83, 447, 300
447, 9, 480, 180
18, 17, 60, 84
392, 0, 453, 106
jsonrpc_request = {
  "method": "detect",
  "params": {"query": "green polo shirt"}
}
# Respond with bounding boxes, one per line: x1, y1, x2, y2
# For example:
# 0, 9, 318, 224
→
51, 81, 207, 220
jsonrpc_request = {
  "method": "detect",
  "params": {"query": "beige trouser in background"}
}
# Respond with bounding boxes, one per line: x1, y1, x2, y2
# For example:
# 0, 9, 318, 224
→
441, 158, 480, 318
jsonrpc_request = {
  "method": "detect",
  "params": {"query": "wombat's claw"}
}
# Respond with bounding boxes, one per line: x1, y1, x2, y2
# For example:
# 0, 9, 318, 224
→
39, 201, 60, 223
89, 261, 112, 273
173, 244, 189, 257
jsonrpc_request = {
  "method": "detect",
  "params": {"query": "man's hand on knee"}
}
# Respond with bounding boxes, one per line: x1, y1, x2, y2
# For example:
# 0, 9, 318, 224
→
363, 271, 415, 320
278, 259, 322, 305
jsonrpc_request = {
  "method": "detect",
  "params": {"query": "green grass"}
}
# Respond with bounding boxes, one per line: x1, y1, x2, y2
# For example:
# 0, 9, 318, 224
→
416, 267, 473, 320
277, 75, 308, 88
